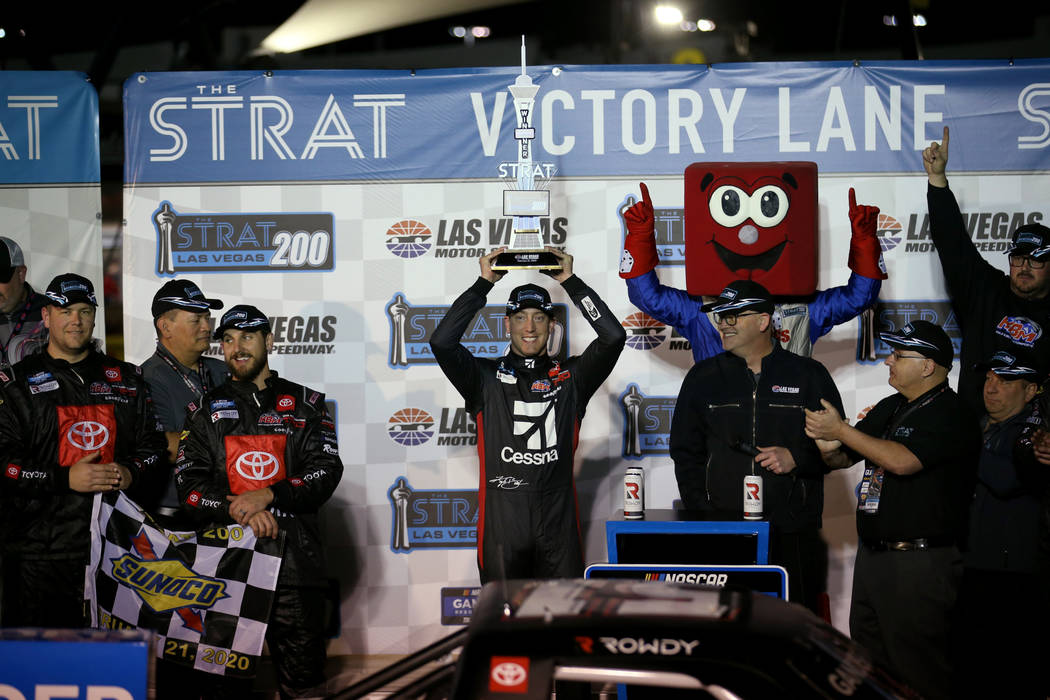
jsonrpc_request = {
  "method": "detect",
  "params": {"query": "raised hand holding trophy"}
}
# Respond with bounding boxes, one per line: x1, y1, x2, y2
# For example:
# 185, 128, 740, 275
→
492, 36, 561, 272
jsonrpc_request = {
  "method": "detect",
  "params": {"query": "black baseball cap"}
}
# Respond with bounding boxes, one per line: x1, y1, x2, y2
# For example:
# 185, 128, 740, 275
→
880, 320, 953, 368
974, 350, 1044, 383
44, 273, 97, 308
1006, 223, 1050, 260
151, 279, 224, 318
212, 304, 271, 339
506, 284, 553, 316
0, 237, 26, 284
700, 280, 775, 315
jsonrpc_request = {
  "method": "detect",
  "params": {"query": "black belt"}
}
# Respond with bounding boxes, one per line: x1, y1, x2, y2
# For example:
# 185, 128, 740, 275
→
862, 536, 955, 552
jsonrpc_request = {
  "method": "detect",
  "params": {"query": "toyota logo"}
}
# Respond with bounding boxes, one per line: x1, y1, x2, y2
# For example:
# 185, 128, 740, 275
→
68, 421, 110, 451
235, 451, 280, 481
490, 662, 527, 687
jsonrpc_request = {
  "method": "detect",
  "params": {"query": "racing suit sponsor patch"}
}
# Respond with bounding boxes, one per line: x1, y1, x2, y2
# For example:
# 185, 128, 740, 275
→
224, 434, 287, 494
56, 404, 117, 466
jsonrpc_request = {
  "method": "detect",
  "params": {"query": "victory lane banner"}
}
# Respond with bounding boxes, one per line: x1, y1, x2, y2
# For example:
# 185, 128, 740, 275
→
86, 491, 284, 678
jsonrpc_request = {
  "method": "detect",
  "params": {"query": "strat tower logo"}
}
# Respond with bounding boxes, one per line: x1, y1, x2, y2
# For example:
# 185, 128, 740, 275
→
386, 294, 568, 367
622, 312, 668, 351
388, 477, 478, 551
153, 201, 335, 274
387, 408, 436, 446
879, 208, 1044, 255
620, 384, 677, 457
857, 300, 962, 363
618, 195, 685, 265
383, 215, 567, 260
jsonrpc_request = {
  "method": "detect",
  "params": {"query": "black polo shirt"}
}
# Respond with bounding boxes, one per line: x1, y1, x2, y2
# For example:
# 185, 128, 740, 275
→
847, 381, 980, 544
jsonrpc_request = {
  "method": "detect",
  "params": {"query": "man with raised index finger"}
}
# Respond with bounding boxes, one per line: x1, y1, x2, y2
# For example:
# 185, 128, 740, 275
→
923, 125, 1050, 414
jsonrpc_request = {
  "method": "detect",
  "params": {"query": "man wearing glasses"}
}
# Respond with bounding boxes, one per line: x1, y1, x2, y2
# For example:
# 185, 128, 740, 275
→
804, 320, 979, 700
923, 126, 1050, 414
670, 280, 842, 614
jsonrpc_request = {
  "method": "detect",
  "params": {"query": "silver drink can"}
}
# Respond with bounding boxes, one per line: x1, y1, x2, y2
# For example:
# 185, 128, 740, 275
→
624, 466, 644, 519
744, 474, 763, 520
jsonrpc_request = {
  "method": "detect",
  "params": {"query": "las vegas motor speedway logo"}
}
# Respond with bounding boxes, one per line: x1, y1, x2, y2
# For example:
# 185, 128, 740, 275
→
877, 209, 1045, 254
856, 300, 963, 363
384, 216, 567, 260
617, 194, 685, 265
388, 477, 478, 552
622, 312, 668, 351
386, 294, 568, 368
387, 408, 435, 446
387, 407, 479, 447
620, 384, 676, 457
153, 201, 335, 274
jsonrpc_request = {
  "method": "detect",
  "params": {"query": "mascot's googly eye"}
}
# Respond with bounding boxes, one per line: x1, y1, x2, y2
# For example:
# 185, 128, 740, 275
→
749, 185, 790, 227
708, 185, 751, 228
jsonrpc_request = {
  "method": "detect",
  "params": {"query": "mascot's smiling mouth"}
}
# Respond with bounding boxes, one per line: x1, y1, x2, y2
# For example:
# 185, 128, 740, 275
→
712, 240, 787, 272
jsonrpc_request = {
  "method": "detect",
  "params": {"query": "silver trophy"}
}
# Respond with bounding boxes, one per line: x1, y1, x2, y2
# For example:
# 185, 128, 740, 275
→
492, 36, 560, 272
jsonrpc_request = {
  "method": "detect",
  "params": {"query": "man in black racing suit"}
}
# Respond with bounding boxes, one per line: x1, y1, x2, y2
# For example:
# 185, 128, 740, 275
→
431, 246, 626, 583
0, 273, 166, 627
176, 304, 342, 698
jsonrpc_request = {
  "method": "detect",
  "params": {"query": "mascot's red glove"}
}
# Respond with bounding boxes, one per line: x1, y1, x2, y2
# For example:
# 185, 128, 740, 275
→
847, 187, 888, 280
619, 182, 660, 279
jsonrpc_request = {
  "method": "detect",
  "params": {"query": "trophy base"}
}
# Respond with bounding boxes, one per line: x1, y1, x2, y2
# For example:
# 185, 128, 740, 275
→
491, 249, 562, 271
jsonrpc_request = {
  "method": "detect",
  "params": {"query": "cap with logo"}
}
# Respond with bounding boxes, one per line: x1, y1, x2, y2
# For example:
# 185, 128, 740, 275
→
1006, 223, 1050, 260
44, 273, 97, 308
0, 237, 26, 284
506, 284, 553, 316
699, 280, 775, 315
974, 349, 1045, 383
151, 279, 224, 318
212, 304, 271, 339
879, 320, 953, 368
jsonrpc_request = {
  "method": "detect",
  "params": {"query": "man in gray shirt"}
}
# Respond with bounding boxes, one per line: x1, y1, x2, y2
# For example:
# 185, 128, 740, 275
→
0, 237, 48, 373
140, 279, 227, 528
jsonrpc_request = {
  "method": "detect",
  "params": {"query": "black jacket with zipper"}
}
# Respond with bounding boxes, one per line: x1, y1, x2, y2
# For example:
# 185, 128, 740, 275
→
0, 349, 166, 557
670, 343, 843, 532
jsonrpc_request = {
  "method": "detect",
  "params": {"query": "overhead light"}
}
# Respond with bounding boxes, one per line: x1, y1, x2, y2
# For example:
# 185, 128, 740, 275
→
655, 5, 684, 26
261, 0, 525, 54
450, 26, 467, 38
0, 28, 6, 39
471, 26, 491, 38
697, 18, 716, 32
883, 15, 898, 26
913, 13, 927, 27
680, 21, 697, 32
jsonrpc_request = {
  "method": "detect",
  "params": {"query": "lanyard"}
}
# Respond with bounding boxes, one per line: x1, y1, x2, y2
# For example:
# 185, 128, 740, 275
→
880, 384, 947, 440
0, 294, 36, 358
157, 347, 210, 400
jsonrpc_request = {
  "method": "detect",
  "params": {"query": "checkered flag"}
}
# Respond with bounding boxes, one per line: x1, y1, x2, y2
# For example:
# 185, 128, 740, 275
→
86, 492, 284, 678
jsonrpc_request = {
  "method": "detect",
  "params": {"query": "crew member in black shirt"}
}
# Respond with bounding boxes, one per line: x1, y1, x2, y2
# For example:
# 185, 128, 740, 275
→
805, 320, 979, 700
922, 126, 1050, 414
